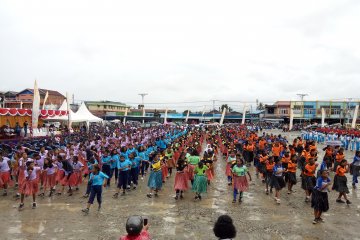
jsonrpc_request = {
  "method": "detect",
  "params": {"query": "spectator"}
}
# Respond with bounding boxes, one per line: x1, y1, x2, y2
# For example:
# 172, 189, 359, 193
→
213, 215, 236, 240
120, 216, 150, 240
15, 122, 21, 136
23, 121, 28, 137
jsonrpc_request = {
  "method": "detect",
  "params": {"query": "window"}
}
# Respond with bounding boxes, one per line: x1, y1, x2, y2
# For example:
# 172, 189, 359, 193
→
279, 108, 289, 115
293, 105, 302, 114
331, 108, 341, 115
304, 109, 316, 115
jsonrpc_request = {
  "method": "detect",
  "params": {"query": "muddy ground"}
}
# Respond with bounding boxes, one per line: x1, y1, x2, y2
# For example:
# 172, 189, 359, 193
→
0, 130, 359, 240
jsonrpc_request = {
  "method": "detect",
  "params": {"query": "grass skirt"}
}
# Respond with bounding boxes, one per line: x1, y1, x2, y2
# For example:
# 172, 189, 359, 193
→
233, 175, 248, 192
148, 170, 163, 189
174, 172, 188, 191
192, 175, 207, 193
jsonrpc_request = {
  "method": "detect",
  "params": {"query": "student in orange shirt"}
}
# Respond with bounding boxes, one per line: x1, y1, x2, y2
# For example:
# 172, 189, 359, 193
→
286, 155, 297, 194
272, 143, 281, 161
333, 148, 345, 172
281, 152, 290, 170
258, 152, 268, 182
302, 158, 318, 202
332, 159, 351, 204
265, 156, 275, 195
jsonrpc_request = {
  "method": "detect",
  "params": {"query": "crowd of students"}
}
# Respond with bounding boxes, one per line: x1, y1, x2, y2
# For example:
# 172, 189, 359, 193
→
0, 122, 359, 232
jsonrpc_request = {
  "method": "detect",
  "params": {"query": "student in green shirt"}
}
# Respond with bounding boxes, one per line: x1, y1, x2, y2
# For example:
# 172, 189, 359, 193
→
192, 161, 208, 200
232, 158, 252, 203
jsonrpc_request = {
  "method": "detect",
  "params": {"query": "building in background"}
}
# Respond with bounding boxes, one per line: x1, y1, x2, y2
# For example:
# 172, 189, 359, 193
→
85, 101, 130, 118
264, 100, 360, 124
3, 88, 65, 109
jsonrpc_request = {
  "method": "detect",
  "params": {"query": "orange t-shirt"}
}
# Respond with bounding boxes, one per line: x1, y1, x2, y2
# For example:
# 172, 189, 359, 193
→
247, 144, 255, 152
260, 155, 268, 163
336, 165, 346, 176
259, 140, 266, 150
303, 164, 316, 177
287, 162, 297, 173
282, 156, 290, 164
272, 145, 281, 157
266, 162, 275, 171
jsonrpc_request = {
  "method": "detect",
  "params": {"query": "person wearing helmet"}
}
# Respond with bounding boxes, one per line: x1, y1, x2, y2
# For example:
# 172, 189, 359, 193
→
120, 216, 150, 240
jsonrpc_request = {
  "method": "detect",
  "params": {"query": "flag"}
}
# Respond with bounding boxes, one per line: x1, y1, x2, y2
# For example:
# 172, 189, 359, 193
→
352, 105, 359, 129
123, 107, 128, 125
42, 91, 49, 110
164, 108, 168, 124
321, 108, 325, 127
220, 107, 226, 125
289, 108, 294, 130
31, 80, 40, 131
185, 110, 190, 123
241, 104, 247, 125
66, 92, 72, 129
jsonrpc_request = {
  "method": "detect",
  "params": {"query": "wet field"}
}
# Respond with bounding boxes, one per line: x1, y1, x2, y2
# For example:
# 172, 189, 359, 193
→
0, 130, 360, 240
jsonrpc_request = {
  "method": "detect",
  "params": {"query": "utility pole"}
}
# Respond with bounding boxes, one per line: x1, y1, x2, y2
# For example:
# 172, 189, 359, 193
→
211, 99, 218, 122
138, 93, 148, 124
297, 93, 308, 101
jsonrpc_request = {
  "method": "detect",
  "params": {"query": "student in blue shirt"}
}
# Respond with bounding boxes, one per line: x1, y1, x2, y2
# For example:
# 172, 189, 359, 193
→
311, 170, 331, 224
128, 153, 142, 189
113, 155, 132, 197
126, 144, 138, 158
110, 149, 120, 185
83, 157, 98, 198
82, 164, 109, 214
101, 150, 112, 187
138, 146, 148, 179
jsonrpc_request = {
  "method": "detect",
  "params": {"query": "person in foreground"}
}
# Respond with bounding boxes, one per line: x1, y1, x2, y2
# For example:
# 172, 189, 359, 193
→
120, 215, 150, 240
311, 170, 331, 224
213, 215, 236, 240
82, 164, 108, 214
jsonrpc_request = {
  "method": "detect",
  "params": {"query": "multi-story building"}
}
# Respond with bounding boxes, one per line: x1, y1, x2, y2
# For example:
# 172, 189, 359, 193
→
85, 101, 130, 118
3, 89, 65, 109
265, 100, 360, 124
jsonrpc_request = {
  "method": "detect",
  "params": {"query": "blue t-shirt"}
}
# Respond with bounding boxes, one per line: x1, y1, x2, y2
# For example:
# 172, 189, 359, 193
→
110, 154, 120, 169
101, 156, 111, 165
90, 171, 109, 186
117, 159, 132, 171
87, 159, 98, 171
130, 157, 142, 168
126, 148, 138, 157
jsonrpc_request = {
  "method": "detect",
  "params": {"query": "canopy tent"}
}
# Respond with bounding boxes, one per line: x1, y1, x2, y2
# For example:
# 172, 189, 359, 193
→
45, 99, 80, 121
75, 102, 103, 123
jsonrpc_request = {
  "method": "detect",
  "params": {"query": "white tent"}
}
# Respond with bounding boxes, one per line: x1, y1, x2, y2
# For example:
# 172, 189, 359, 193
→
46, 99, 79, 121
75, 102, 103, 123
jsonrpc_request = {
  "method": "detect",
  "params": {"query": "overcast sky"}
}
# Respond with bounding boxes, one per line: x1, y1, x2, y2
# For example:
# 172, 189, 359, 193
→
0, 0, 359, 111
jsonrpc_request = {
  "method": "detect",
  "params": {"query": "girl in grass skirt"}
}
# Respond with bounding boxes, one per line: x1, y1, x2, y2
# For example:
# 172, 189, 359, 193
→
232, 158, 252, 203
311, 170, 331, 224
226, 151, 236, 185
174, 158, 188, 200
332, 159, 351, 204
39, 158, 57, 197
147, 154, 163, 198
192, 161, 208, 200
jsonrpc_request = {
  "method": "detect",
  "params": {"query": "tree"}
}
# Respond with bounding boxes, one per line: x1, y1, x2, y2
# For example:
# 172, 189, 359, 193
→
257, 102, 265, 110
183, 110, 191, 115
220, 104, 233, 112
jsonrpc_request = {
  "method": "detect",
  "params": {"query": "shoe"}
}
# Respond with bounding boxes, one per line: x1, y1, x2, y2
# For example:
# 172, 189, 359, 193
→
141, 177, 144, 180
336, 199, 345, 203
82, 208, 89, 214
175, 195, 179, 200
270, 189, 273, 194
38, 193, 45, 197
276, 199, 281, 204
353, 184, 356, 189
305, 197, 310, 202
232, 199, 236, 203
266, 190, 269, 195
82, 194, 89, 198
287, 191, 291, 195
346, 200, 351, 205
75, 187, 79, 191
121, 192, 126, 196
318, 218, 325, 223
239, 198, 242, 203
154, 193, 159, 198
56, 192, 62, 196
194, 195, 199, 200
146, 193, 152, 198
113, 193, 119, 199
97, 204, 101, 211
133, 185, 137, 190
32, 202, 37, 209
228, 182, 232, 186
198, 195, 202, 200
312, 219, 318, 224
18, 203, 24, 211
